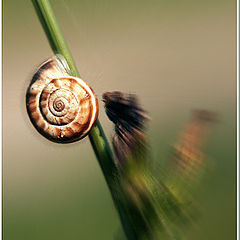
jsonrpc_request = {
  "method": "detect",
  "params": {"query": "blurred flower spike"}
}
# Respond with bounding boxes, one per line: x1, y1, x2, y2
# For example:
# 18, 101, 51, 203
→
103, 91, 218, 240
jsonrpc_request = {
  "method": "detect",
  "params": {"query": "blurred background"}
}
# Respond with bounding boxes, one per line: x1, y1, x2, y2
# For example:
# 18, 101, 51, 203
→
3, 0, 236, 239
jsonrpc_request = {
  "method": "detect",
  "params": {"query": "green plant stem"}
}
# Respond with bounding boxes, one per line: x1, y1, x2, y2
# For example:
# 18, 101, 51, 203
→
31, 0, 117, 185
31, 1, 137, 239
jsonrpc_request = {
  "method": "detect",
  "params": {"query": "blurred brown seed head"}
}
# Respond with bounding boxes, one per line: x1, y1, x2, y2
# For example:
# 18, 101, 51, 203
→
170, 109, 218, 181
103, 91, 149, 167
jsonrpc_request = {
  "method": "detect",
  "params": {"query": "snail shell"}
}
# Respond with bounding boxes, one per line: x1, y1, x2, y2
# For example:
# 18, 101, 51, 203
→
26, 55, 99, 143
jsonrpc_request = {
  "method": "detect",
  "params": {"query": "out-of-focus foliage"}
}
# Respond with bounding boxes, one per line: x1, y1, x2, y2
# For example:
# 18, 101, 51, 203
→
103, 92, 218, 240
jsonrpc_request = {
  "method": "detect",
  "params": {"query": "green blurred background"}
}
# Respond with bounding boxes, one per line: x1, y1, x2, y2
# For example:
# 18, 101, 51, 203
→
3, 0, 236, 239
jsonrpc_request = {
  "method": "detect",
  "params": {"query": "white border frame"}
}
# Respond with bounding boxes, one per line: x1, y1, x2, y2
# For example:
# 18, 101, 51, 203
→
237, 0, 239, 239
0, 0, 2, 238
0, 0, 238, 239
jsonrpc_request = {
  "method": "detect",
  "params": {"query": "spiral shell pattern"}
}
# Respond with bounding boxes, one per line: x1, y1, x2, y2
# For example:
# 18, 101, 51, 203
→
26, 56, 98, 143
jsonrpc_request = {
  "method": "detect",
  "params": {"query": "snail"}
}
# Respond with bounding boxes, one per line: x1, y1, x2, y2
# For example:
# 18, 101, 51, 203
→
26, 55, 99, 143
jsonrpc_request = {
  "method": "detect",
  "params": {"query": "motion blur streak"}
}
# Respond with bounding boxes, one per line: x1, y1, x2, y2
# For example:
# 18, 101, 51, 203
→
104, 92, 218, 240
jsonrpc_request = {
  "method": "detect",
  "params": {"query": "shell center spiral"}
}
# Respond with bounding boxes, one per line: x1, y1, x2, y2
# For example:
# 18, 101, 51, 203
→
53, 98, 65, 112
40, 85, 80, 125
48, 90, 71, 117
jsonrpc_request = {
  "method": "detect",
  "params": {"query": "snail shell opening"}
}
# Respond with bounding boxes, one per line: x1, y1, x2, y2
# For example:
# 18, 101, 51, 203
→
26, 56, 99, 143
